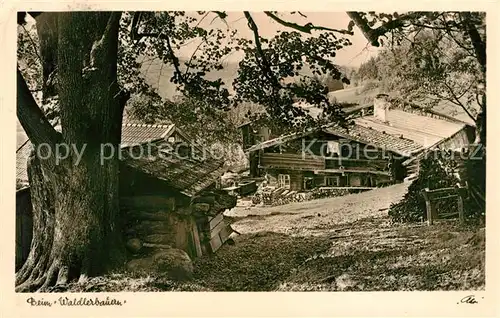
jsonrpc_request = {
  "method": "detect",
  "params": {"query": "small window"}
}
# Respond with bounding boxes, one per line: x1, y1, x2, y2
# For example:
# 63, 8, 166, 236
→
278, 174, 291, 189
303, 177, 314, 190
327, 141, 340, 156
325, 176, 340, 187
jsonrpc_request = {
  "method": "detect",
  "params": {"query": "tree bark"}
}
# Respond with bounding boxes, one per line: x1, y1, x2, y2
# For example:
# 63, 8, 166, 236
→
16, 12, 126, 292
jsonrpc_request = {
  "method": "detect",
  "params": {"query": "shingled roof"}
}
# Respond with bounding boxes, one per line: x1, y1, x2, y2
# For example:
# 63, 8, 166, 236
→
16, 124, 226, 196
121, 123, 174, 147
16, 141, 34, 185
245, 107, 470, 157
16, 123, 176, 184
322, 124, 423, 157
121, 142, 226, 197
354, 109, 467, 148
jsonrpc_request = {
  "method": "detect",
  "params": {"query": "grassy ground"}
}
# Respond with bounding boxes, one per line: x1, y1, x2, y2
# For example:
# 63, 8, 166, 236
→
193, 218, 484, 291
61, 184, 484, 292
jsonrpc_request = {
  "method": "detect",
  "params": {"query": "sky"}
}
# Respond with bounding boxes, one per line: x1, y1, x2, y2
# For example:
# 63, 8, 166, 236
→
176, 12, 381, 67
17, 12, 381, 147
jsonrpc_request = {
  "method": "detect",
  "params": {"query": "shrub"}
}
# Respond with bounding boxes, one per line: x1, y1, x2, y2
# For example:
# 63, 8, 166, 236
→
389, 152, 460, 223
389, 149, 485, 223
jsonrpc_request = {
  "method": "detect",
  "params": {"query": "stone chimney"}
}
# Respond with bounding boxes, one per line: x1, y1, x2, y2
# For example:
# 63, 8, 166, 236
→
373, 94, 390, 122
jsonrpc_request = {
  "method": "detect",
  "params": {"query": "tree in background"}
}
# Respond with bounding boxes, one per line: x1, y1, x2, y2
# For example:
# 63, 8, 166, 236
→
356, 27, 482, 127
349, 11, 486, 220
348, 11, 486, 145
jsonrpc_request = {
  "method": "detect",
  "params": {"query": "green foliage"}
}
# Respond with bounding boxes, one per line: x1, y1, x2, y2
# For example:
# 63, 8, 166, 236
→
233, 29, 351, 129
122, 12, 354, 133
17, 25, 42, 96
19, 12, 358, 141
354, 12, 485, 121
125, 93, 238, 144
356, 56, 379, 82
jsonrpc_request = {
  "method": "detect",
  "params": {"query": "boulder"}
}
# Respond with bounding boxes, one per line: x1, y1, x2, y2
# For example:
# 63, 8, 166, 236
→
143, 234, 174, 245
126, 258, 153, 273
126, 238, 143, 254
152, 248, 194, 281
132, 220, 174, 234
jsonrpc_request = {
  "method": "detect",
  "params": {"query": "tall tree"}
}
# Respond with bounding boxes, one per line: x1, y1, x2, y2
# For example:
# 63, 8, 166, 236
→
16, 12, 126, 292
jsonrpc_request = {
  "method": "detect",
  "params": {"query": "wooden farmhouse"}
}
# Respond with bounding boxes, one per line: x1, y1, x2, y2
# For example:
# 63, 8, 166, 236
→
16, 123, 236, 270
241, 94, 476, 191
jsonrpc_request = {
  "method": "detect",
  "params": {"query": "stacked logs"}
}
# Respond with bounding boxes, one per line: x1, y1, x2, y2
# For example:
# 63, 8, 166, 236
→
120, 190, 237, 276
191, 190, 238, 255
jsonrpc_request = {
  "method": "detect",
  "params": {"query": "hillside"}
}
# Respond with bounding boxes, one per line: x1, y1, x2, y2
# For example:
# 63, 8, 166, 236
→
328, 84, 476, 125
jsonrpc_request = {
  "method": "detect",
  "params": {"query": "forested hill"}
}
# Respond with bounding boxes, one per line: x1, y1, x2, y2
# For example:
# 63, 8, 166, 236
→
342, 31, 481, 126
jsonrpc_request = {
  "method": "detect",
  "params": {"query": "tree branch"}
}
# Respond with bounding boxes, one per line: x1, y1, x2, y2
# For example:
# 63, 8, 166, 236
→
441, 80, 476, 122
244, 11, 282, 92
163, 32, 186, 84
184, 38, 207, 77
265, 11, 354, 35
347, 11, 423, 47
460, 12, 486, 77
17, 67, 59, 146
130, 14, 186, 84
346, 12, 383, 46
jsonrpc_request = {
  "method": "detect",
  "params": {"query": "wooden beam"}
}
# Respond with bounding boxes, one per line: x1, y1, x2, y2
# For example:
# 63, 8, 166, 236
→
210, 219, 227, 239
421, 185, 468, 225
421, 188, 434, 225
191, 221, 203, 258
209, 213, 224, 231
457, 196, 465, 224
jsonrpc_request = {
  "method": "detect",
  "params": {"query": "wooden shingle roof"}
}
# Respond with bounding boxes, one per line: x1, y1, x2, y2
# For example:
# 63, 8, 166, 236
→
354, 109, 467, 148
322, 124, 423, 157
121, 141, 226, 197
16, 123, 222, 197
121, 123, 174, 147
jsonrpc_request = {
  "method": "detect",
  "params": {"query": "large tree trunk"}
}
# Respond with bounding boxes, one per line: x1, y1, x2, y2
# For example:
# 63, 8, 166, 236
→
16, 12, 125, 292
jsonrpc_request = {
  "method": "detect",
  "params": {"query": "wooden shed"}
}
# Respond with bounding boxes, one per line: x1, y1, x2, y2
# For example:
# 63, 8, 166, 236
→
16, 123, 237, 270
120, 140, 237, 260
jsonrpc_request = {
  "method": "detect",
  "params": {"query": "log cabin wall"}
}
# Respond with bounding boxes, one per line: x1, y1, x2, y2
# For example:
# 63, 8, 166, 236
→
119, 167, 237, 260
120, 194, 202, 260
436, 127, 476, 151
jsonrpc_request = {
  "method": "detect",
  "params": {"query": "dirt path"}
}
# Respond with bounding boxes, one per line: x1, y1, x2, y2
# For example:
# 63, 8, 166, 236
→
227, 183, 409, 236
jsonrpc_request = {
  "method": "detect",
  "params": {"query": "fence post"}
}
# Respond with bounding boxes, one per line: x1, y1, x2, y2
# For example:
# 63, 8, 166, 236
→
457, 185, 466, 225
421, 188, 434, 225
457, 195, 464, 224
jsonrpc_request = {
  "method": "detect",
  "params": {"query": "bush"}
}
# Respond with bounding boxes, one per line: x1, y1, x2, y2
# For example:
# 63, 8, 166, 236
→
389, 149, 485, 223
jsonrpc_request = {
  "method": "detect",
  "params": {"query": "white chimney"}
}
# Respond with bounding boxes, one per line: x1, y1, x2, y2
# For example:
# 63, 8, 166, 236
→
373, 94, 390, 122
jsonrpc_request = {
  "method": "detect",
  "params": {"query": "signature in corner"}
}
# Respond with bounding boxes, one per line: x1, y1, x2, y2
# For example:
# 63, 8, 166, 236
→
459, 295, 479, 304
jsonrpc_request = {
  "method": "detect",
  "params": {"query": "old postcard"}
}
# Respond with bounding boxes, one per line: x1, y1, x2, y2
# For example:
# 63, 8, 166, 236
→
0, 1, 498, 317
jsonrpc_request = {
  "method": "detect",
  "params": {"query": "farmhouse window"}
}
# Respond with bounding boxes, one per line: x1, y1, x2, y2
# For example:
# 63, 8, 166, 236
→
303, 177, 314, 190
325, 176, 340, 187
327, 141, 340, 156
278, 174, 291, 189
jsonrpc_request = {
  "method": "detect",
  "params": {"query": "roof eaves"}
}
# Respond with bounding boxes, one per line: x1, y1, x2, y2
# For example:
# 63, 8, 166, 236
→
160, 124, 176, 139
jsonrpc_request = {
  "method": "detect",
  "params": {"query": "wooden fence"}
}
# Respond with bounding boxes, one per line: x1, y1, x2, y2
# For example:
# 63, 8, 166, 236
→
420, 183, 468, 225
